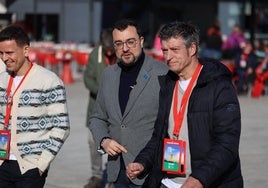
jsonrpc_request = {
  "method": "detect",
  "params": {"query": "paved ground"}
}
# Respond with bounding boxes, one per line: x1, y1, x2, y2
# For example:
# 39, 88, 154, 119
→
44, 74, 268, 188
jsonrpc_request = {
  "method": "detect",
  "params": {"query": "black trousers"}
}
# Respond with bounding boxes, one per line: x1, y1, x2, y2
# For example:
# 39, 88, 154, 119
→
0, 160, 48, 188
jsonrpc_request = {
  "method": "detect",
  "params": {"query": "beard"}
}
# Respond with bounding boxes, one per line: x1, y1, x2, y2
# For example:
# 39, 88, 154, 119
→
119, 53, 137, 67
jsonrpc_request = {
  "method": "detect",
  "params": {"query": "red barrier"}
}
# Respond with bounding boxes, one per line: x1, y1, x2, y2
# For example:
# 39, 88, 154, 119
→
57, 51, 74, 84
36, 50, 47, 67
73, 51, 90, 66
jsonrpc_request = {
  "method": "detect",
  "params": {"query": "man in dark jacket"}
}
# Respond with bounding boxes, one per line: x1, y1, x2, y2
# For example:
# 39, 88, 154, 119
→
126, 21, 243, 188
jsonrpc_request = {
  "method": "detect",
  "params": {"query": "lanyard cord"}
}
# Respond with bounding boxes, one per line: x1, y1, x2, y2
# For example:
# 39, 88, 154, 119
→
4, 63, 33, 127
173, 63, 202, 136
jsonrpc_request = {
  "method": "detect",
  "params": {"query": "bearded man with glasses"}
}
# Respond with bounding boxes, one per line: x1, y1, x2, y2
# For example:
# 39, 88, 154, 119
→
89, 19, 168, 188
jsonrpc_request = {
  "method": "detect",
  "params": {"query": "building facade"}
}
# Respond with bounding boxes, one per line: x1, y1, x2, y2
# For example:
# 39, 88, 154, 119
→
2, 0, 267, 46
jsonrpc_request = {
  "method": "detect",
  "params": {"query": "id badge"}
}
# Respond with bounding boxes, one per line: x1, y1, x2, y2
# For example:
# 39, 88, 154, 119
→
0, 130, 11, 159
162, 138, 186, 176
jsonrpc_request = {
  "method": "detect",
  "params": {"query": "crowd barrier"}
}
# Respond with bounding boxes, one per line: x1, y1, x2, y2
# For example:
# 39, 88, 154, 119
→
29, 41, 92, 84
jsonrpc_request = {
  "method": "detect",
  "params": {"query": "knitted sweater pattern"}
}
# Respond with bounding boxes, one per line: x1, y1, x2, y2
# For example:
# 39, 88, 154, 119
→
0, 63, 70, 174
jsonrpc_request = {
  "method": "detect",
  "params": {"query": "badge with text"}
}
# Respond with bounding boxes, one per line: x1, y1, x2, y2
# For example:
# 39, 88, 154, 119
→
0, 130, 11, 159
162, 138, 186, 176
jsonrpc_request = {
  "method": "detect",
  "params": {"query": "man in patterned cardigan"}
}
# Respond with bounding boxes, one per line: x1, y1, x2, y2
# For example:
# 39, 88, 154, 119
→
0, 25, 70, 187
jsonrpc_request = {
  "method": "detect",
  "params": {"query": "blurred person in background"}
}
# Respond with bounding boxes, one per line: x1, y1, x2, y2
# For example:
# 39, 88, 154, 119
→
201, 21, 223, 60
89, 19, 168, 187
251, 43, 268, 97
222, 24, 246, 60
83, 28, 117, 188
234, 40, 258, 95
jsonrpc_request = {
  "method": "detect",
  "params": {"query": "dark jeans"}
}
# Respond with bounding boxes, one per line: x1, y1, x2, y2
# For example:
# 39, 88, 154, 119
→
113, 168, 142, 188
0, 160, 48, 188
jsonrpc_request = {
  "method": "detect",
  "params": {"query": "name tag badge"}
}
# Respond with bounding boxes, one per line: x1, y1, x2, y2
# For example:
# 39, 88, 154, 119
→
0, 130, 11, 160
162, 138, 186, 176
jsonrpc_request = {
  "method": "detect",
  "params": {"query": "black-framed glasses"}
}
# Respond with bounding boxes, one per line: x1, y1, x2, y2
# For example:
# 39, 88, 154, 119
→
113, 38, 138, 49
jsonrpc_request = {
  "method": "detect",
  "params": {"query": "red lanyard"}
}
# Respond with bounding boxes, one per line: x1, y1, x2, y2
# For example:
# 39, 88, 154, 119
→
172, 63, 202, 136
4, 63, 33, 127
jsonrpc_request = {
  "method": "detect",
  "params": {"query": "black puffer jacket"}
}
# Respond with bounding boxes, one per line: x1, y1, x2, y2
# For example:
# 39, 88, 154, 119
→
134, 58, 243, 188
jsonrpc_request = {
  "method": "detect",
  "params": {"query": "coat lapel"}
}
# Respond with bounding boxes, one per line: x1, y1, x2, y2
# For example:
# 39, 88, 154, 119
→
122, 60, 152, 118
111, 65, 123, 119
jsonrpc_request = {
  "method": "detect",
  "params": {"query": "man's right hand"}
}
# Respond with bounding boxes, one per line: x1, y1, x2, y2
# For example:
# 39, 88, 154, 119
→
126, 162, 144, 180
101, 138, 127, 156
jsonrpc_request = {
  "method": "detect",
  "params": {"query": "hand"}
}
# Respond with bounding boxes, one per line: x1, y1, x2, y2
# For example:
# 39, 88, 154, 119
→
126, 162, 144, 180
102, 138, 127, 156
181, 176, 203, 188
247, 67, 253, 75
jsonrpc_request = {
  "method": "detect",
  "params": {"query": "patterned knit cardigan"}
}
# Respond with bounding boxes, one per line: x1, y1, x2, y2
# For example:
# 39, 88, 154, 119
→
0, 63, 70, 174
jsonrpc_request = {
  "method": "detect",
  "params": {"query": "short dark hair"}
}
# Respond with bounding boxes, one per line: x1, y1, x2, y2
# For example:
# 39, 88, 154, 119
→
0, 25, 30, 47
113, 19, 142, 37
159, 21, 200, 50
100, 28, 113, 49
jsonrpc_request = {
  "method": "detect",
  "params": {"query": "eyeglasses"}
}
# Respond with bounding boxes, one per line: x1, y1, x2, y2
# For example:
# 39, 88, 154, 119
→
113, 38, 138, 49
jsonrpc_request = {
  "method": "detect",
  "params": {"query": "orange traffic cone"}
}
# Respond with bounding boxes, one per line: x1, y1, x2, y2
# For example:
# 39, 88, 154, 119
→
61, 59, 74, 84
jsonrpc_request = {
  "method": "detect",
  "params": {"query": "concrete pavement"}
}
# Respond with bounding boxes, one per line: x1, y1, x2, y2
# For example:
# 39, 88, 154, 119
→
44, 77, 268, 188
